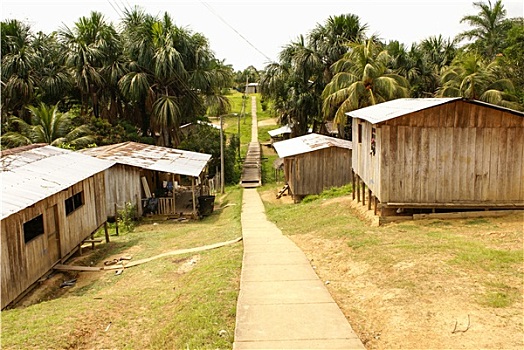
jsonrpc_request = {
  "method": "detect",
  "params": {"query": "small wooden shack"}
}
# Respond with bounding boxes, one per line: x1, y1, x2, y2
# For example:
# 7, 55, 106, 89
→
80, 142, 212, 218
246, 82, 259, 94
347, 98, 524, 214
1, 144, 113, 309
273, 133, 353, 201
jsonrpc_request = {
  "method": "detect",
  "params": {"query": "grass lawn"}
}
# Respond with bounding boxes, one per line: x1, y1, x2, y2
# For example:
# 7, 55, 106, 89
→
1, 187, 243, 350
259, 184, 524, 349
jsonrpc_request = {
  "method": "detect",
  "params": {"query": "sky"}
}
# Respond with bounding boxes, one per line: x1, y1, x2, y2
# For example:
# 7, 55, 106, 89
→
2, 0, 523, 71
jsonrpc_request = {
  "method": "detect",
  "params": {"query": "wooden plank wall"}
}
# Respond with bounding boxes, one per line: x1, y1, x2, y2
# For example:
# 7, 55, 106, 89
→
1, 199, 55, 309
1, 173, 108, 309
61, 173, 107, 255
353, 118, 381, 196
373, 100, 524, 205
105, 165, 142, 217
290, 147, 352, 196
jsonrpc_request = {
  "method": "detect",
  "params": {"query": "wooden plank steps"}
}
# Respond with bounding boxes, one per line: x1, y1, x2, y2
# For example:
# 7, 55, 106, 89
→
241, 141, 262, 187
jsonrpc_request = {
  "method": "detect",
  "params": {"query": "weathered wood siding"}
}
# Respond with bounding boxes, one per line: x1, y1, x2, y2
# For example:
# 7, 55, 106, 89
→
104, 165, 142, 217
1, 173, 107, 309
60, 173, 107, 255
353, 100, 524, 207
352, 120, 382, 197
284, 147, 352, 196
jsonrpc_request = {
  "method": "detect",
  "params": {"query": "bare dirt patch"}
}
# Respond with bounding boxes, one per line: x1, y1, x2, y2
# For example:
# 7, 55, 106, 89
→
284, 195, 523, 349
260, 187, 294, 205
258, 118, 278, 127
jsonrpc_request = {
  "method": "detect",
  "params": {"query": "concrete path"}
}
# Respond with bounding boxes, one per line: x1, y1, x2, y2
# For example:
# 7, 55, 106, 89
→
233, 188, 365, 349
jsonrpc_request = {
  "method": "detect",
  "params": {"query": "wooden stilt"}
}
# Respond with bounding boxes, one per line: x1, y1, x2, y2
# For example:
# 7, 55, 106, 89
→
172, 174, 176, 215
352, 170, 356, 200
356, 177, 361, 202
114, 203, 119, 236
104, 222, 110, 243
192, 177, 197, 218
367, 189, 372, 211
362, 182, 366, 207
374, 196, 378, 215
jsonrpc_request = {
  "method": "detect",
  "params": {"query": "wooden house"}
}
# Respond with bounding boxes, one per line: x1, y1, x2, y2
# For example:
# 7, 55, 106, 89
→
246, 82, 259, 94
347, 98, 524, 214
79, 142, 212, 218
1, 145, 113, 309
273, 133, 353, 201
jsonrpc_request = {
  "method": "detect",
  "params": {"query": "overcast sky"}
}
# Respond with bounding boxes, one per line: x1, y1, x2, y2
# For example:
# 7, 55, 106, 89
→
2, 0, 523, 71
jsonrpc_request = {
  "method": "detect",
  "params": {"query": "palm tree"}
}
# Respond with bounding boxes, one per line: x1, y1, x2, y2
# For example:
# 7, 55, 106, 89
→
456, 0, 509, 58
309, 13, 368, 83
322, 39, 409, 136
33, 32, 73, 105
388, 36, 457, 98
260, 14, 369, 137
1, 102, 94, 149
119, 8, 231, 147
1, 20, 39, 121
59, 12, 119, 118
437, 52, 522, 110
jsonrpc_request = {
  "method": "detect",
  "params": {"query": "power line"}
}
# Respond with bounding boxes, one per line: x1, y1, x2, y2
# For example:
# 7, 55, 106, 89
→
107, 0, 124, 19
198, 0, 272, 63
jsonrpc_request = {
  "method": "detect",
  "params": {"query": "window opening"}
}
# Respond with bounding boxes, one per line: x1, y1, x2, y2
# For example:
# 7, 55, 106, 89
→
24, 214, 44, 243
65, 191, 84, 215
370, 127, 376, 156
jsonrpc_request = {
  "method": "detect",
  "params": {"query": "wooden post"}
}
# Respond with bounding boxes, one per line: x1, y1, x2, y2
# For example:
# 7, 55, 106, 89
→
367, 189, 372, 211
352, 170, 356, 200
192, 177, 197, 218
104, 222, 110, 243
114, 203, 119, 236
374, 196, 378, 216
356, 177, 361, 202
137, 194, 141, 218
362, 182, 366, 207
90, 233, 95, 250
172, 174, 176, 215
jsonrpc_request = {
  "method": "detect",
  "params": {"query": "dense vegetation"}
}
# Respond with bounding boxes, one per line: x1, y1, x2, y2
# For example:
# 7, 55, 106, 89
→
2, 1, 523, 149
259, 0, 524, 138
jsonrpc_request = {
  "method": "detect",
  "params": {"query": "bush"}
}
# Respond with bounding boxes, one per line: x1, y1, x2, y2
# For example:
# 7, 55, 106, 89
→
117, 202, 138, 233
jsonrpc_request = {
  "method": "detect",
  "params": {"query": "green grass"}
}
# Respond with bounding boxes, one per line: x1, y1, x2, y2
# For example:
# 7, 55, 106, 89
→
302, 184, 353, 203
261, 183, 523, 308
479, 281, 521, 308
1, 186, 244, 349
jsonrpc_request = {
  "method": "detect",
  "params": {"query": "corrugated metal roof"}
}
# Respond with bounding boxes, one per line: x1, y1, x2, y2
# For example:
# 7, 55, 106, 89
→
268, 125, 292, 137
1, 145, 114, 220
180, 120, 221, 130
79, 142, 211, 177
273, 133, 352, 158
346, 98, 461, 124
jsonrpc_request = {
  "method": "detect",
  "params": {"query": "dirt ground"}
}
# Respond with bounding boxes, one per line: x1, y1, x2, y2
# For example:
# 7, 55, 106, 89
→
260, 191, 524, 349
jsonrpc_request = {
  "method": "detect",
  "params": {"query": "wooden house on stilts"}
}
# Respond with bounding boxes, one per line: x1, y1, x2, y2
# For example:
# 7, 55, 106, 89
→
1, 145, 114, 309
347, 98, 524, 218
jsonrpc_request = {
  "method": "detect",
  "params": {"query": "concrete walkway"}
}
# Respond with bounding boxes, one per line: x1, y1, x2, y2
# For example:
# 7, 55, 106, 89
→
233, 188, 365, 349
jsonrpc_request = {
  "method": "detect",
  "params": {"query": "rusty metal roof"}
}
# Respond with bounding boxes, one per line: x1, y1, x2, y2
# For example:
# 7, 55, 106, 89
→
346, 98, 461, 124
79, 142, 211, 177
273, 133, 352, 158
1, 145, 114, 220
